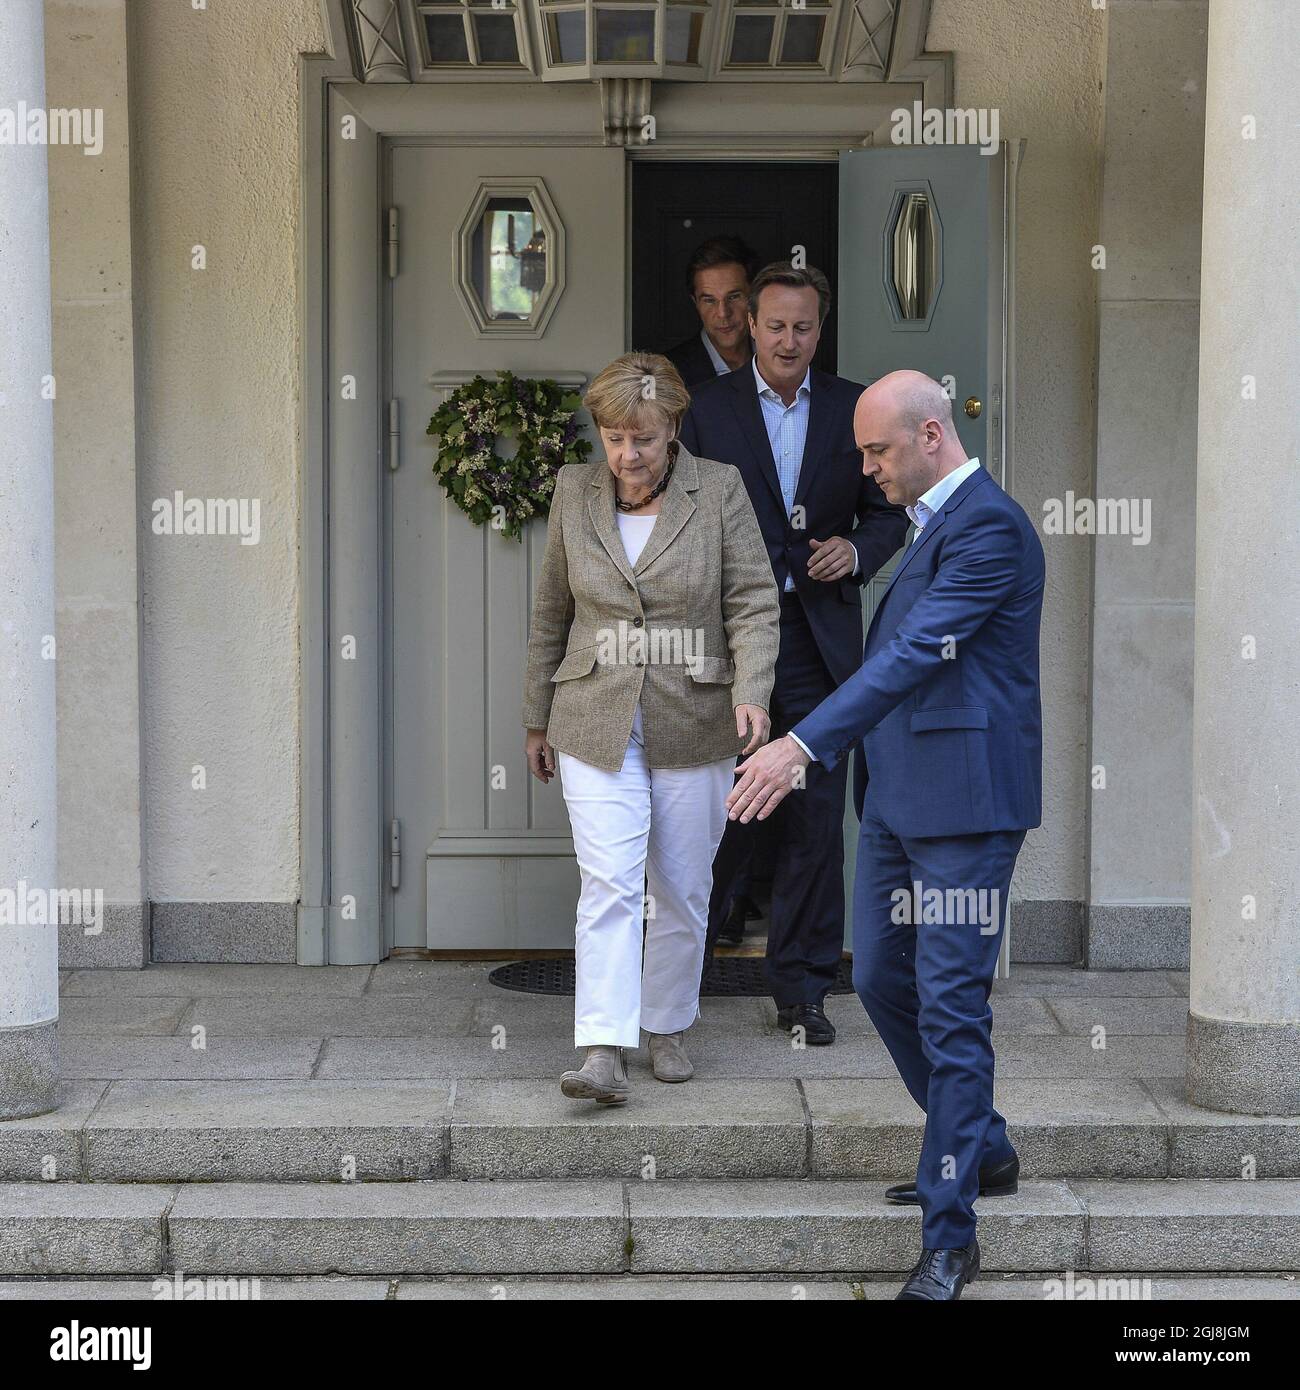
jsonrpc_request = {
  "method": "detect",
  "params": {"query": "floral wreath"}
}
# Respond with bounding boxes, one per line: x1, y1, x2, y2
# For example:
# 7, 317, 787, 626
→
426, 370, 591, 541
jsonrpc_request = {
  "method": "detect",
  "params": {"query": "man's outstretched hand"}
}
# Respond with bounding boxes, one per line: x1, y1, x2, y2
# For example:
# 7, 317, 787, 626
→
726, 734, 811, 822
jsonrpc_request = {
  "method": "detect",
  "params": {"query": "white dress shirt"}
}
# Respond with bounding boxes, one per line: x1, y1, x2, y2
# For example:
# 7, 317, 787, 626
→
701, 329, 731, 377
787, 458, 983, 762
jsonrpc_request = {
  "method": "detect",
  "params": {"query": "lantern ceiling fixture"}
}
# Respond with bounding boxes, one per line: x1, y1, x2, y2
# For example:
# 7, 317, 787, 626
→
534, 0, 715, 77
346, 1, 909, 83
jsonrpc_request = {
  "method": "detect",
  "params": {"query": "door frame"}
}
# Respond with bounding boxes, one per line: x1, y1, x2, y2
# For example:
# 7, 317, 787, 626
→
297, 49, 972, 963
628, 156, 842, 376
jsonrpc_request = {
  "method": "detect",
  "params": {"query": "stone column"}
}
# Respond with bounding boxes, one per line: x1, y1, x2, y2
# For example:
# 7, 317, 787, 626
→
1187, 0, 1299, 1115
0, 0, 60, 1119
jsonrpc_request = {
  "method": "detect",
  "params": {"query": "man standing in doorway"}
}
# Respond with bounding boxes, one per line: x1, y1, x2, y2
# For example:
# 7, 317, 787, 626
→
680, 263, 909, 1043
667, 235, 768, 944
665, 236, 757, 389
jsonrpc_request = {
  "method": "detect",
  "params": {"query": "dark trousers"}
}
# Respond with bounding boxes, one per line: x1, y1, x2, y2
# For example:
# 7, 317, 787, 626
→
854, 790, 1024, 1248
706, 590, 849, 1007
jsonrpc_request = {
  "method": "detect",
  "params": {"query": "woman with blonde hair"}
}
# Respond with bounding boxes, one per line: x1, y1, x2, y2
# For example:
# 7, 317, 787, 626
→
523, 351, 779, 1103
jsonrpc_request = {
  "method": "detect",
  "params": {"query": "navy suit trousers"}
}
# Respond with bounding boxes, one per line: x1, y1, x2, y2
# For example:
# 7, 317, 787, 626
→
705, 590, 848, 1006
854, 791, 1025, 1248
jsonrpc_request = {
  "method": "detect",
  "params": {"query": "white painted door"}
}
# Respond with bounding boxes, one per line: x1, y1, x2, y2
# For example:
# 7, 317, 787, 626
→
386, 143, 625, 951
838, 143, 1010, 473
836, 142, 1014, 964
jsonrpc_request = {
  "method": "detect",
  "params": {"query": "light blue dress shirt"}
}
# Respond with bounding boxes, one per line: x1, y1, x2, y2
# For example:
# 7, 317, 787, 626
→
750, 358, 861, 593
788, 458, 983, 762
753, 357, 810, 594
905, 457, 982, 540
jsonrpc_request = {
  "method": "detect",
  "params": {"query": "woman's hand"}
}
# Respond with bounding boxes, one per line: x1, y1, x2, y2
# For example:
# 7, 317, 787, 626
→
525, 729, 557, 783
734, 704, 771, 756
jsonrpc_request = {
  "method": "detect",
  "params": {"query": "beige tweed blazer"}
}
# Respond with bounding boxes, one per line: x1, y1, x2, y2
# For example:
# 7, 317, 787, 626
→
521, 443, 780, 771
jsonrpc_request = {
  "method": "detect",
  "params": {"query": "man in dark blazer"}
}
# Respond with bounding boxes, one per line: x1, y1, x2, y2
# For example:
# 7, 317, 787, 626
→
666, 237, 768, 941
725, 370, 1046, 1300
679, 263, 909, 1042
664, 236, 757, 389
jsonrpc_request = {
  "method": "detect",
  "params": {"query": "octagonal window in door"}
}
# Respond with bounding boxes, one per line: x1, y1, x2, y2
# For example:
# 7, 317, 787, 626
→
881, 182, 944, 332
456, 178, 566, 338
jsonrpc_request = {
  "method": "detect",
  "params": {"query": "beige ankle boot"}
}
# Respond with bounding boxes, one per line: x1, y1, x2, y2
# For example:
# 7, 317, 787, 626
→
560, 1045, 630, 1104
647, 1030, 694, 1082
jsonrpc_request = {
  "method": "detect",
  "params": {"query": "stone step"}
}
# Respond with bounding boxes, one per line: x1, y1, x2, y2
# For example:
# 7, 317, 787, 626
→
2, 1275, 1298, 1301
4, 1078, 1296, 1184
58, 1032, 1194, 1081
2, 1180, 1298, 1277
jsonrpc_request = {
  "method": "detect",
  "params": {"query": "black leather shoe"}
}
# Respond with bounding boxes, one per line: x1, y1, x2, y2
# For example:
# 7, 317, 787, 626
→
895, 1240, 980, 1300
775, 1001, 836, 1045
885, 1152, 1019, 1205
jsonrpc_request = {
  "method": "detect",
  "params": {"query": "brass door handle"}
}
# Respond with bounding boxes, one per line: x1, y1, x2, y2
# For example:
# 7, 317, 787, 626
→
964, 396, 982, 419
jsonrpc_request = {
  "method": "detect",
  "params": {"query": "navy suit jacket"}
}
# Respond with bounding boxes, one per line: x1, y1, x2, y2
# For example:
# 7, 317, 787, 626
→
665, 334, 721, 390
679, 366, 910, 687
792, 465, 1045, 839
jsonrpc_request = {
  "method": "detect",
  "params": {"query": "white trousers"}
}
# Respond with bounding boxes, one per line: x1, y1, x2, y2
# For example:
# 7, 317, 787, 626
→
558, 716, 735, 1047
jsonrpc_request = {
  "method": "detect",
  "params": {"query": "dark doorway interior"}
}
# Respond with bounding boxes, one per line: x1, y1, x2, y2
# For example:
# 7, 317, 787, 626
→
630, 160, 839, 375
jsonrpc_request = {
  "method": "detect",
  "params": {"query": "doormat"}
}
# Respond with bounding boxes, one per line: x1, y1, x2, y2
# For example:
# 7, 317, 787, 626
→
488, 956, 855, 997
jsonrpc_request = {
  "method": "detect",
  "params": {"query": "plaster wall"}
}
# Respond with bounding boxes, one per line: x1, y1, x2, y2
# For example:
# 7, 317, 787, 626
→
124, 0, 326, 953
43, 0, 1187, 961
1086, 0, 1208, 968
46, 0, 148, 966
929, 0, 1107, 954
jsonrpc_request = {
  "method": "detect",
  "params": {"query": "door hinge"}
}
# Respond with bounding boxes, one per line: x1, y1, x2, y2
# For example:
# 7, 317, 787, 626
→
387, 398, 400, 472
386, 205, 399, 279
389, 818, 401, 890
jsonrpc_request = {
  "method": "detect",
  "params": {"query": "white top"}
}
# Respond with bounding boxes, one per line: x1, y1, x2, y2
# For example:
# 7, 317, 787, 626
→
616, 510, 657, 567
615, 512, 658, 743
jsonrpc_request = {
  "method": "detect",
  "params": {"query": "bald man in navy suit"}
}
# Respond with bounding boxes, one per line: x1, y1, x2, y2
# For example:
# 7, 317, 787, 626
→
726, 371, 1045, 1300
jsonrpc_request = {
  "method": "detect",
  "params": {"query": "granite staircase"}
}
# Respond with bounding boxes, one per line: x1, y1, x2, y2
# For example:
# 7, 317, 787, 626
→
1, 962, 1298, 1291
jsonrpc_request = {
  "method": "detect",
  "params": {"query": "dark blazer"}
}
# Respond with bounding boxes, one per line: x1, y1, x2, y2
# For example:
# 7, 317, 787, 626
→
679, 364, 910, 687
792, 465, 1045, 838
665, 333, 721, 390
